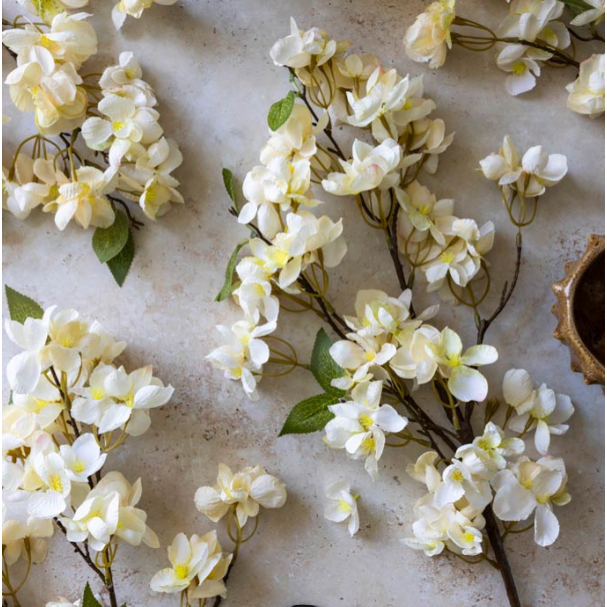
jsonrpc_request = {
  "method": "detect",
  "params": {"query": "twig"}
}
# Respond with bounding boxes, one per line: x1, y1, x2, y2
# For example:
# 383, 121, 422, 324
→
477, 233, 523, 344
388, 189, 409, 292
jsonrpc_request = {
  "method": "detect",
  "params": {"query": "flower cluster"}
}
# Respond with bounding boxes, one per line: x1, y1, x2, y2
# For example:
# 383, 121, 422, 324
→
2, 294, 173, 604
212, 18, 576, 604
496, 0, 571, 96
150, 531, 232, 600
82, 52, 184, 220
404, 408, 571, 556
2, 2, 183, 285
396, 180, 495, 301
404, 0, 605, 117
480, 135, 568, 199
151, 463, 287, 602
206, 98, 348, 400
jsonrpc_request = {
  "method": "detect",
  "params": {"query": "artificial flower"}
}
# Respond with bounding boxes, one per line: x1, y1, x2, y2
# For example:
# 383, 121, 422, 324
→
479, 135, 567, 197
322, 139, 402, 196
403, 0, 455, 69
194, 463, 287, 527
566, 53, 605, 118
492, 455, 570, 546
150, 532, 219, 593
426, 327, 498, 402
324, 480, 360, 536
269, 17, 349, 68
112, 0, 179, 30
455, 422, 525, 479
503, 368, 574, 455
71, 363, 174, 435
43, 166, 116, 230
324, 381, 407, 479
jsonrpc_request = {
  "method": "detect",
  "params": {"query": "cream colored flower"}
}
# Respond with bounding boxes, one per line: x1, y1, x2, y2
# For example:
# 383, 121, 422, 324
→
5, 61, 87, 137
17, 0, 89, 23
270, 17, 349, 68
324, 481, 360, 536
43, 166, 116, 230
404, 0, 455, 69
322, 138, 402, 196
566, 54, 605, 118
112, 0, 179, 30
2, 13, 97, 70
479, 135, 568, 197
426, 327, 498, 403
194, 463, 287, 527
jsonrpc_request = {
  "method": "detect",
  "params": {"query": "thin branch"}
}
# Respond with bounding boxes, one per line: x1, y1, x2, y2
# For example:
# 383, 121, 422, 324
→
477, 233, 523, 344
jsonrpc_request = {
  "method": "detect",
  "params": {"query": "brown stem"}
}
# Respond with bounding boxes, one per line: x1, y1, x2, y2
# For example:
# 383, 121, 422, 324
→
54, 521, 119, 607
477, 234, 523, 344
456, 426, 522, 607
388, 190, 409, 293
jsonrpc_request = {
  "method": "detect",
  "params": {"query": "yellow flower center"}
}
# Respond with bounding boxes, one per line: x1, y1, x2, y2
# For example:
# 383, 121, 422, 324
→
90, 386, 105, 400
360, 414, 374, 431
338, 499, 352, 513
364, 350, 375, 362
33, 397, 51, 411
512, 61, 527, 76
49, 474, 63, 492
446, 354, 461, 368
463, 531, 476, 543
476, 438, 490, 451
439, 251, 454, 264
72, 460, 86, 474
112, 120, 126, 132
124, 393, 135, 408
125, 68, 137, 79
537, 495, 549, 504
269, 248, 289, 267
418, 204, 431, 216
174, 564, 189, 580
361, 436, 375, 452
451, 469, 464, 482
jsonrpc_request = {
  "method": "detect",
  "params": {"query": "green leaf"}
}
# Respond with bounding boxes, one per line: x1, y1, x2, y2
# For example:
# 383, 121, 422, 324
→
279, 393, 339, 436
107, 230, 135, 287
222, 168, 239, 210
4, 285, 44, 323
267, 91, 296, 131
561, 0, 592, 16
310, 328, 346, 396
92, 209, 129, 263
215, 239, 248, 302
82, 583, 103, 607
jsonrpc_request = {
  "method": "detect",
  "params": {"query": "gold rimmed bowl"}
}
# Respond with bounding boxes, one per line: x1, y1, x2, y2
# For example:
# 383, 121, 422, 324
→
552, 234, 605, 386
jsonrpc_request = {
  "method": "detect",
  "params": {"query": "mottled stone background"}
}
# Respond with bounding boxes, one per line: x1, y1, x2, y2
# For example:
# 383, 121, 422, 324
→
2, 0, 605, 605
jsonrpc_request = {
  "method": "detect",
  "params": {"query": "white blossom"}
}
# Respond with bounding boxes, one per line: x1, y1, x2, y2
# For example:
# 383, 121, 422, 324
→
492, 455, 570, 546
503, 369, 574, 455
566, 54, 605, 118
479, 135, 568, 197
324, 381, 407, 479
194, 463, 287, 527
403, 0, 455, 69
322, 139, 402, 196
324, 480, 360, 536
269, 18, 349, 68
426, 327, 498, 402
71, 363, 174, 435
112, 0, 179, 30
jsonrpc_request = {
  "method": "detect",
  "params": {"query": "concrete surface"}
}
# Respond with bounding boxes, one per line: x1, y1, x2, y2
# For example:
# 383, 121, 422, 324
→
2, 1, 605, 606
